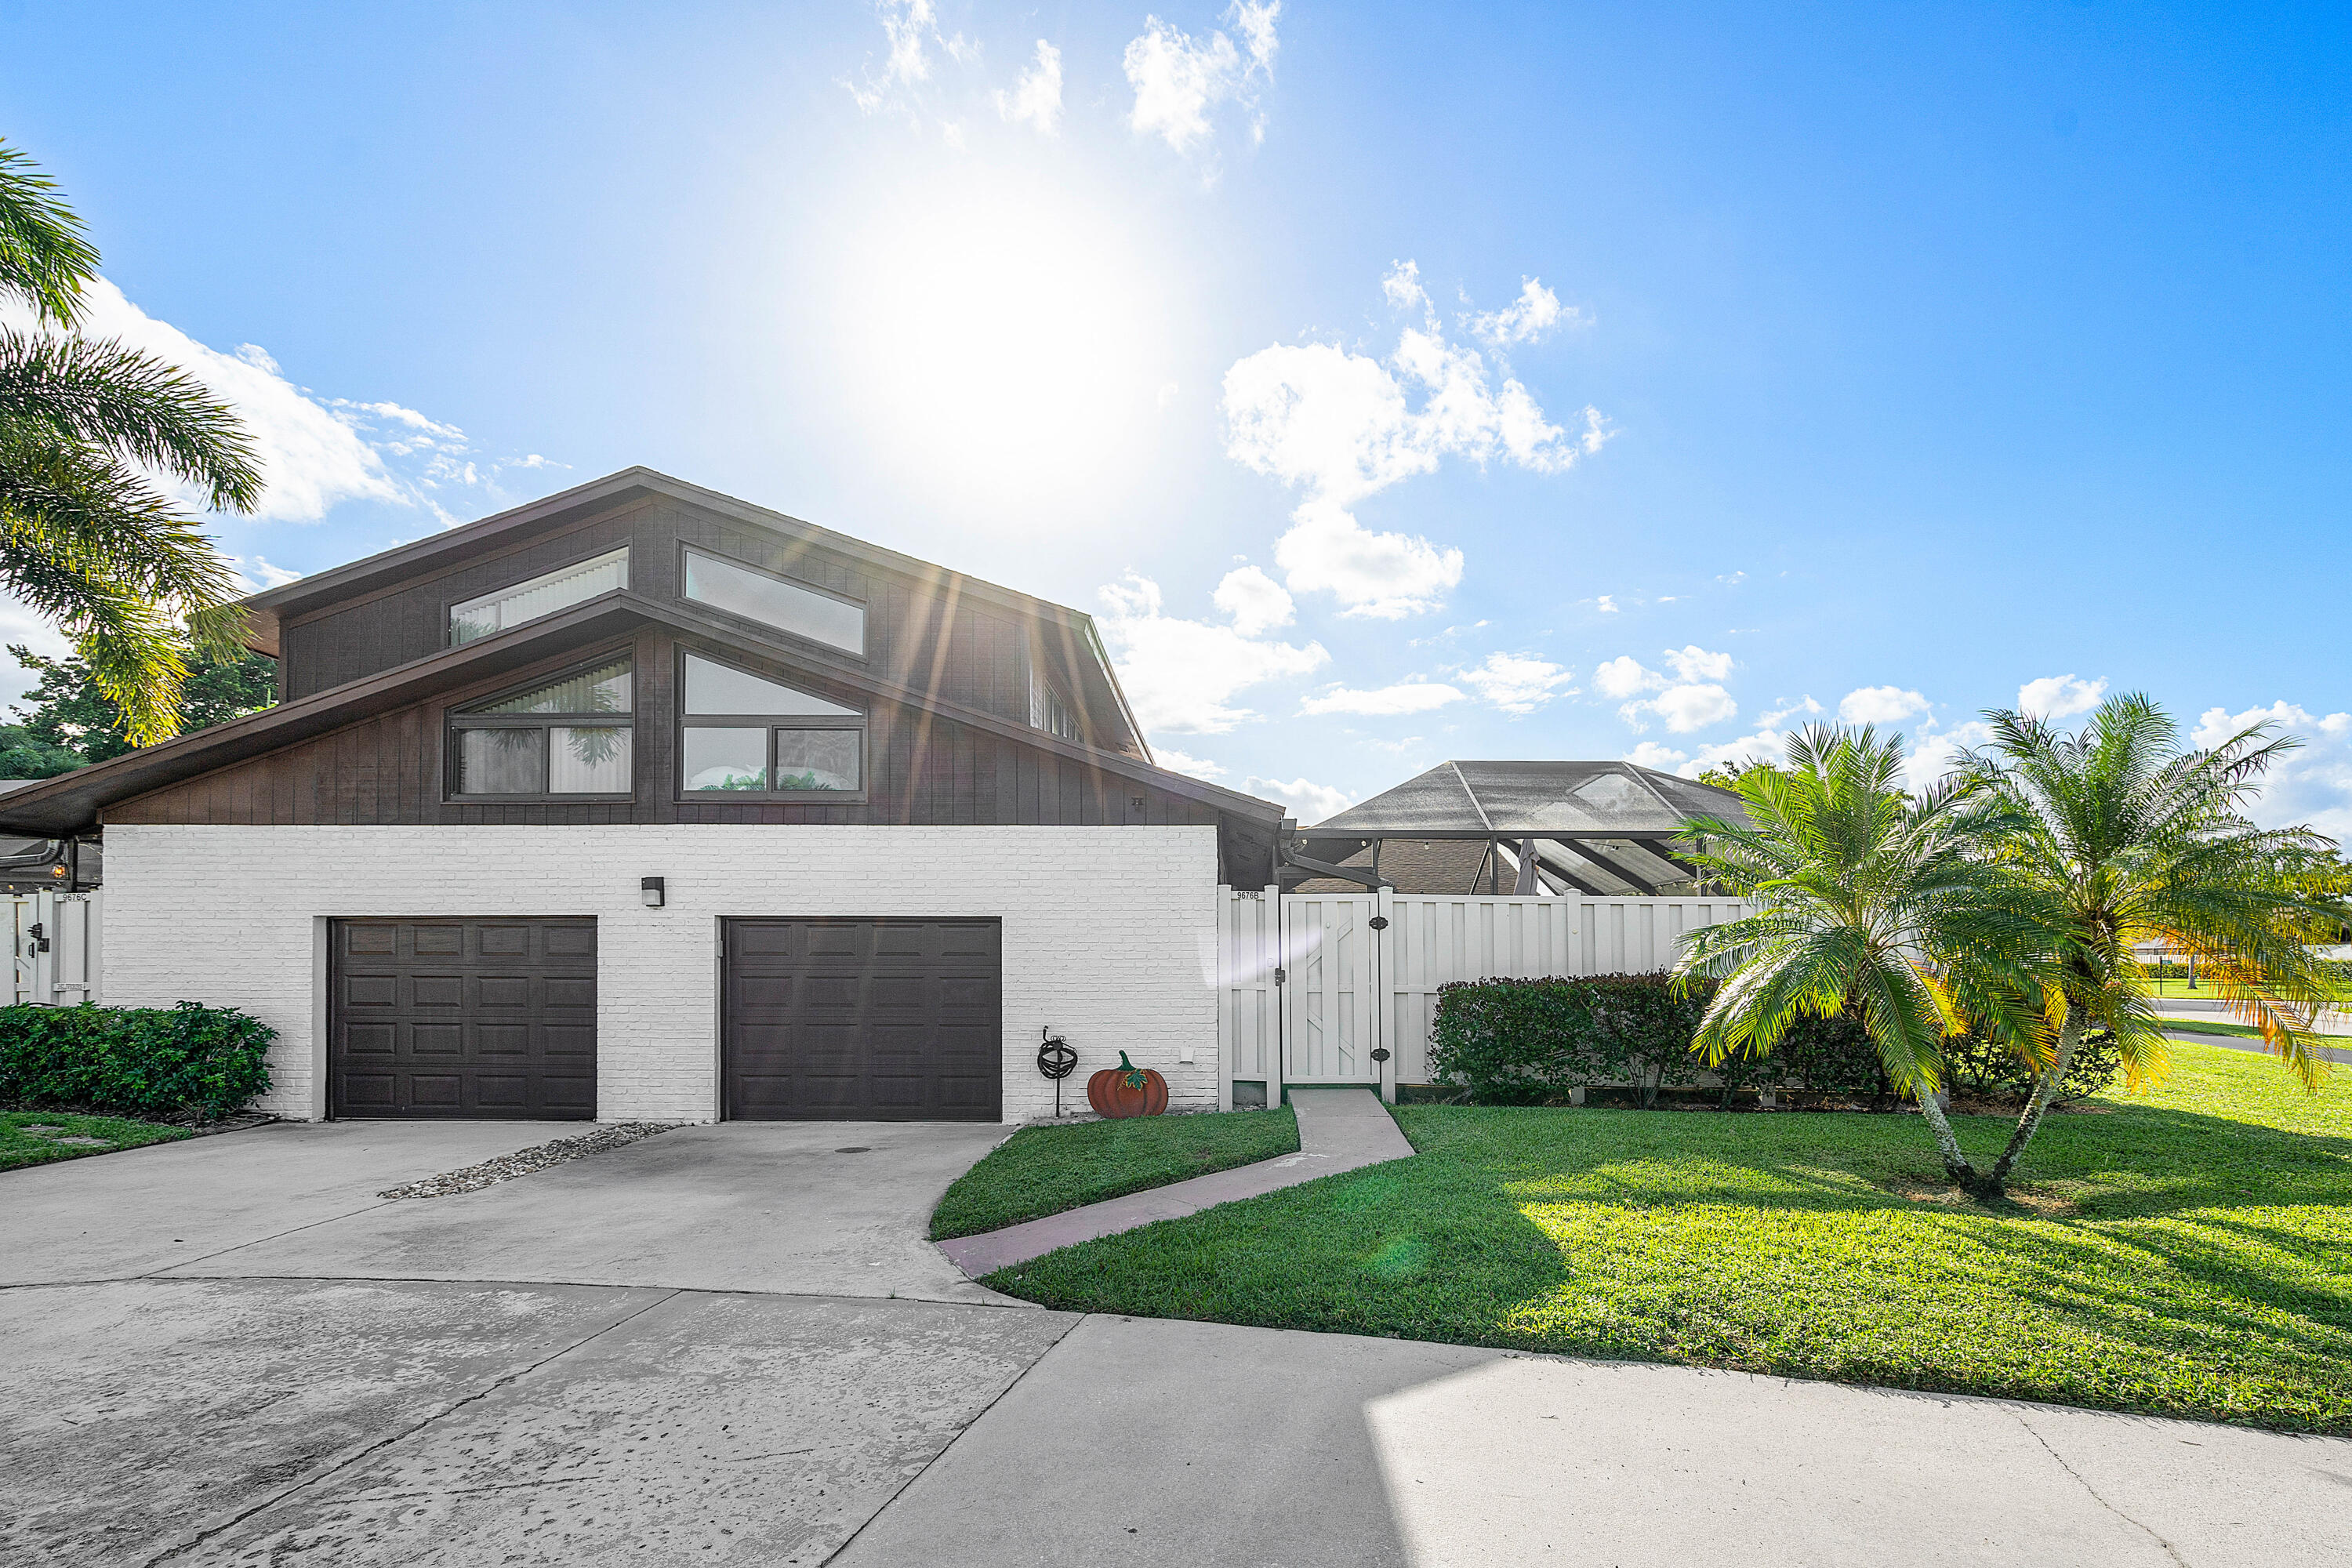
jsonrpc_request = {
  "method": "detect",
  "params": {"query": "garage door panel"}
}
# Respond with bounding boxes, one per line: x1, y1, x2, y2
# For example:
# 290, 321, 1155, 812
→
724, 918, 1000, 1121
330, 918, 596, 1120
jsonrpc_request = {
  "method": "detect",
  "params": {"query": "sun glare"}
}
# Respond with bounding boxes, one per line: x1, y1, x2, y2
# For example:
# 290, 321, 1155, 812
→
826, 162, 1181, 525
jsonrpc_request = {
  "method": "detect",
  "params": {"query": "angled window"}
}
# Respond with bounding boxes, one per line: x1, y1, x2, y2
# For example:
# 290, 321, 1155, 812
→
1029, 664, 1079, 742
449, 546, 630, 644
678, 651, 864, 797
450, 659, 634, 797
681, 546, 865, 655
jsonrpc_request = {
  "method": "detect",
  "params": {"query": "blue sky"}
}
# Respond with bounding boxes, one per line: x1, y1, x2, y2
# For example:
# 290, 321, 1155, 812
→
8, 2, 2351, 827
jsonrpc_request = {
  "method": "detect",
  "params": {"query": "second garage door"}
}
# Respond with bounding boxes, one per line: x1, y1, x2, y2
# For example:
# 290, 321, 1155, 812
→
722, 917, 1002, 1120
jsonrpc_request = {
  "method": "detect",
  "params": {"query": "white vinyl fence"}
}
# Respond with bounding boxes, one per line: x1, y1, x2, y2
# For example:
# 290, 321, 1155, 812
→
1214, 886, 1747, 1104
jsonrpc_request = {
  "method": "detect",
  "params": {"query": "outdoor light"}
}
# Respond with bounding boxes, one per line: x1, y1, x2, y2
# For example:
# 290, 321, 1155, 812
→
641, 877, 665, 909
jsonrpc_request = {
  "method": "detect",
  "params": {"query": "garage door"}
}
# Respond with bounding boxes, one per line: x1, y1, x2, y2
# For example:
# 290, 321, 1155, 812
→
723, 917, 1001, 1120
331, 917, 597, 1119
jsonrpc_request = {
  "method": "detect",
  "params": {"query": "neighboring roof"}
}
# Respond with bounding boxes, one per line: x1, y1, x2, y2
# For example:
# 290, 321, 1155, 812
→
0, 590, 1283, 838
1302, 760, 1743, 840
234, 466, 1153, 763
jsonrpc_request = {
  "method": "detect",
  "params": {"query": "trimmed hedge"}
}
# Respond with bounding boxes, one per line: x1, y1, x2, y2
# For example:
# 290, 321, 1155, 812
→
1426, 974, 2118, 1109
0, 1002, 274, 1121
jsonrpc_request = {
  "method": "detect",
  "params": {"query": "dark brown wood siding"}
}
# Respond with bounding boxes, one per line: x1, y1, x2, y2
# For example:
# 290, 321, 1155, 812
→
106, 626, 1270, 880
278, 499, 1039, 735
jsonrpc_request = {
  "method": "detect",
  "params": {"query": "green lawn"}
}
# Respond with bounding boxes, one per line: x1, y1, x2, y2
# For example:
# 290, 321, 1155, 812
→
987, 1044, 2352, 1434
931, 1107, 1299, 1240
1, 1109, 191, 1171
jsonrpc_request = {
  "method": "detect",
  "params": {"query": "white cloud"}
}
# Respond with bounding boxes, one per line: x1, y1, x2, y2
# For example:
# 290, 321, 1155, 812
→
851, 0, 969, 114
1125, 2, 1279, 157
1592, 655, 1662, 701
1095, 572, 1328, 734
1838, 685, 1930, 725
1223, 266, 1606, 619
1758, 695, 1824, 728
1595, 594, 1619, 613
1246, 773, 1352, 825
1381, 260, 1432, 321
1457, 652, 1573, 714
6, 278, 401, 522
1464, 277, 1581, 347
1663, 645, 1734, 683
1154, 747, 1226, 780
1626, 683, 1740, 734
233, 557, 303, 593
1301, 681, 1463, 717
1211, 564, 1294, 637
1904, 719, 1994, 794
1625, 742, 1688, 771
2193, 702, 2352, 840
2018, 673, 2107, 720
994, 39, 1063, 132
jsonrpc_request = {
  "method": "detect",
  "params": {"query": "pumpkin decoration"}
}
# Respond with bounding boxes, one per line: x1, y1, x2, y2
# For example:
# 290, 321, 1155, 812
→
1087, 1051, 1169, 1119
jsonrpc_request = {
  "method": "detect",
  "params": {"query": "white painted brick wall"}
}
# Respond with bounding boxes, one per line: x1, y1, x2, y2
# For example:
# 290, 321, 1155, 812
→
103, 825, 1221, 1123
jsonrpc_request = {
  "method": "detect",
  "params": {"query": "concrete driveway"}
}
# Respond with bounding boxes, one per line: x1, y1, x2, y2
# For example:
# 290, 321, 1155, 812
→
6, 1120, 2351, 1566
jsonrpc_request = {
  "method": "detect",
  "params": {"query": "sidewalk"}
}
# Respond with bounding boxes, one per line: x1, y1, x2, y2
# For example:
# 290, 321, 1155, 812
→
936, 1087, 1415, 1277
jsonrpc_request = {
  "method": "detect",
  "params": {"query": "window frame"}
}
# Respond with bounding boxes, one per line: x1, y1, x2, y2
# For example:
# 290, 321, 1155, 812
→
443, 655, 638, 804
444, 544, 632, 648
672, 646, 869, 804
676, 543, 869, 660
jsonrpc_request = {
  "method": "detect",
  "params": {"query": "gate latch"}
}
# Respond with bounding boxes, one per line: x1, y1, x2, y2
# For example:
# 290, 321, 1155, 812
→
1367, 916, 1389, 930
1272, 967, 1287, 986
1370, 1048, 1391, 1062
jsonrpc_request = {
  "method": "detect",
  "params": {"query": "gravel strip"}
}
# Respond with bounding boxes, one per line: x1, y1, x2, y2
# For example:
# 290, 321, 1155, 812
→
378, 1122, 684, 1199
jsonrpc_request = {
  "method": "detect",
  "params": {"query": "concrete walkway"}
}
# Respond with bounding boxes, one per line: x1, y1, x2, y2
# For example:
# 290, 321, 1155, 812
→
935, 1086, 1416, 1277
2163, 1029, 2352, 1065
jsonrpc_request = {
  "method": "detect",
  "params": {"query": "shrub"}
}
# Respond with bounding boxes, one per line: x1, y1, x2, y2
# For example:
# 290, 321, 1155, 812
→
1428, 974, 1712, 1107
1428, 974, 2118, 1109
1941, 1027, 2122, 1104
0, 1001, 274, 1120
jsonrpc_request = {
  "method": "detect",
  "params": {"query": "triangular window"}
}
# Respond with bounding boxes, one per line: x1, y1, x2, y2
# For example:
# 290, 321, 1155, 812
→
682, 653, 857, 717
462, 659, 633, 717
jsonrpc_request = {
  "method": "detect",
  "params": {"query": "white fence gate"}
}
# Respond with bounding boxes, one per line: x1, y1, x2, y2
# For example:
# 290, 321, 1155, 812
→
9, 890, 101, 1006
1215, 886, 1748, 1105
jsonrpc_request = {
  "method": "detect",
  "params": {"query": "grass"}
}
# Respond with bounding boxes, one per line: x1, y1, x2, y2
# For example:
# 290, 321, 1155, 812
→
987, 1044, 2352, 1434
0, 1109, 191, 1171
931, 1107, 1299, 1240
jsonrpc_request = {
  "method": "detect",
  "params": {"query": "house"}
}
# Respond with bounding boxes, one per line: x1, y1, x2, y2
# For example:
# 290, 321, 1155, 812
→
0, 469, 1286, 1124
1283, 760, 1740, 895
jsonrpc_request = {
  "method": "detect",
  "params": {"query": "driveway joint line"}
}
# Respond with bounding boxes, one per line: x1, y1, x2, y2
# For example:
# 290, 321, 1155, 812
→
2013, 1411, 2190, 1566
131, 1197, 401, 1279
137, 1286, 686, 1567
819, 1308, 1090, 1565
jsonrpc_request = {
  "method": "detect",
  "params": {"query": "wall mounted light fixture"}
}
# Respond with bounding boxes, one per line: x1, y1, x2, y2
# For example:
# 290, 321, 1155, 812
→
641, 877, 666, 909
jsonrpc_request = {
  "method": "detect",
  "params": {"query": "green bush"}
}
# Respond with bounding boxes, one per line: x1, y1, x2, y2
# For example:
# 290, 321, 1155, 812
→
0, 1001, 274, 1120
1427, 975, 2114, 1109
1941, 1028, 2122, 1104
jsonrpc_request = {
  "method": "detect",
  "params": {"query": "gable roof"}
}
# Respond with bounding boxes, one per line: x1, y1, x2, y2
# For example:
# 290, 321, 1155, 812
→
1301, 759, 1744, 840
237, 466, 1151, 760
0, 588, 1283, 837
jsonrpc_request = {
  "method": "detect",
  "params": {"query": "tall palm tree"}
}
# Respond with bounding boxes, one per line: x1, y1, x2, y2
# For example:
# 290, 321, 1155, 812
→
1960, 695, 2342, 1189
1672, 724, 2056, 1192
0, 141, 260, 745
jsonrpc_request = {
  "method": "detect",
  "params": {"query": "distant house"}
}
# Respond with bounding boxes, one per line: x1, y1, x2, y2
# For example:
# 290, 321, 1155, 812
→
0, 470, 1283, 1125
1284, 760, 1741, 895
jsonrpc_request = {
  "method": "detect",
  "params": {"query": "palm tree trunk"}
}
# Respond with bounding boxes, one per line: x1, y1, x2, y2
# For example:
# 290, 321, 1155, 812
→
1913, 1085, 1984, 1191
1989, 1014, 2082, 1185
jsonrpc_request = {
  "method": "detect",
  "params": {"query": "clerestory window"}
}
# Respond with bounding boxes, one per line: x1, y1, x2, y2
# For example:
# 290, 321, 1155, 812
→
448, 659, 634, 797
448, 547, 630, 644
681, 546, 865, 656
677, 651, 865, 798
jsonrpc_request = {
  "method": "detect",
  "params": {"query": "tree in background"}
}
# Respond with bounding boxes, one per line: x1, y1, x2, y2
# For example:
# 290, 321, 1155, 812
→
0, 140, 260, 744
5, 641, 276, 771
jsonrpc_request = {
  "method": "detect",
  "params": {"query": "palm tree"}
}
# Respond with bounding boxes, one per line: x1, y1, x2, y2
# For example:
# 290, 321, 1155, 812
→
1672, 724, 2056, 1192
0, 140, 260, 745
1958, 695, 2343, 1189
